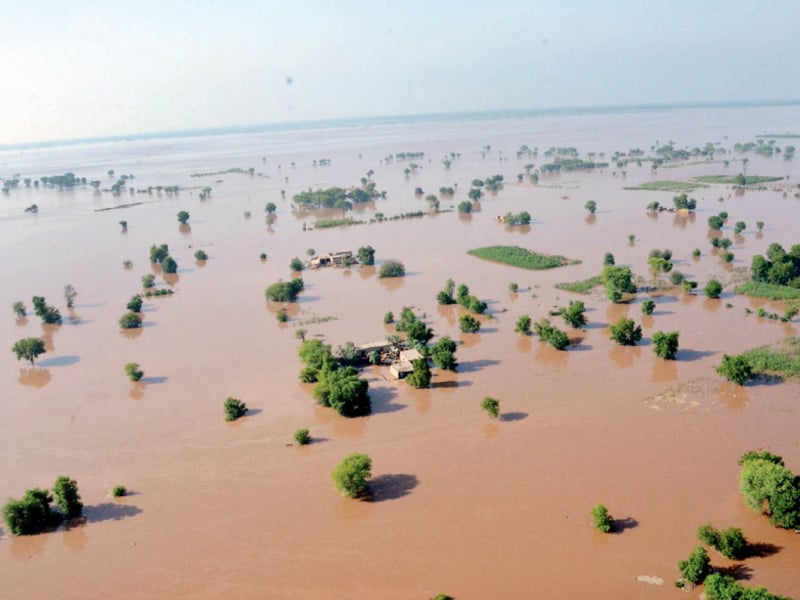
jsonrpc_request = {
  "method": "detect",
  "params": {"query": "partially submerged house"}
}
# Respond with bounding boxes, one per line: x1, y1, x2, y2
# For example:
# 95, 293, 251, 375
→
354, 341, 393, 362
309, 251, 355, 268
390, 348, 423, 379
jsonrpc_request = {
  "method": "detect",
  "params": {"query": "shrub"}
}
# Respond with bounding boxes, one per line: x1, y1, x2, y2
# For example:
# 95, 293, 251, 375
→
697, 524, 720, 548
127, 296, 143, 312
290, 257, 304, 272
533, 319, 569, 350
641, 299, 655, 315
2, 488, 56, 535
481, 397, 500, 419
177, 210, 190, 224
692, 248, 701, 258
383, 311, 394, 324
111, 486, 127, 498
430, 336, 458, 371
378, 260, 405, 278
677, 546, 711, 584
591, 504, 613, 532
734, 221, 746, 235
653, 331, 679, 359
704, 279, 723, 299
406, 358, 432, 389
515, 315, 532, 335
584, 200, 597, 213
357, 245, 375, 266
739, 453, 800, 529
331, 453, 372, 498
562, 300, 587, 329
276, 307, 289, 322
224, 397, 248, 422
603, 252, 615, 266
265, 278, 304, 302
12, 301, 27, 318
142, 274, 155, 288
294, 429, 311, 445
669, 271, 685, 285
313, 367, 371, 417
609, 317, 642, 346
53, 476, 83, 519
457, 201, 472, 214
124, 362, 144, 382
119, 311, 142, 329
259, 252, 267, 260
459, 314, 481, 333
716, 354, 754, 385
161, 256, 178, 274
194, 250, 208, 261
11, 337, 46, 365
721, 251, 734, 263
601, 265, 636, 303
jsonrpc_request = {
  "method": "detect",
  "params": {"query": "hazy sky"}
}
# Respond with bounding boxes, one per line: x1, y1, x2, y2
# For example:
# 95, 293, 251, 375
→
1, 0, 798, 144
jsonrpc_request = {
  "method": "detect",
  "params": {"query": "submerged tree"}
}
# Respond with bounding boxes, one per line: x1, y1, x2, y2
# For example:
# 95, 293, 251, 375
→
481, 397, 500, 419
331, 453, 372, 498
12, 337, 46, 365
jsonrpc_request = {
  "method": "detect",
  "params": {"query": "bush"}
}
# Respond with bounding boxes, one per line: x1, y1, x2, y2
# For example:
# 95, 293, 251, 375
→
383, 311, 394, 324
290, 257, 304, 272
224, 397, 248, 422
112, 486, 127, 498
641, 299, 655, 315
313, 367, 371, 417
127, 295, 143, 312
194, 250, 208, 261
601, 265, 636, 303
739, 452, 800, 529
562, 300, 587, 329
459, 314, 481, 333
481, 397, 500, 419
584, 200, 597, 214
697, 524, 720, 548
11, 337, 46, 365
603, 252, 615, 266
430, 336, 458, 371
716, 354, 754, 385
378, 260, 405, 278
259, 252, 267, 260
677, 546, 711, 584
406, 358, 432, 389
705, 279, 723, 299
294, 429, 311, 445
276, 307, 289, 322
177, 210, 190, 224
331, 453, 372, 498
2, 488, 57, 535
669, 271, 685, 285
142, 274, 155, 288
53, 476, 83, 519
124, 362, 144, 382
591, 504, 613, 532
692, 248, 701, 258
119, 311, 143, 329
515, 315, 532, 335
653, 331, 679, 359
357, 245, 375, 266
533, 319, 569, 350
458, 200, 473, 214
609, 318, 642, 346
265, 278, 304, 302
162, 256, 178, 274
12, 301, 26, 318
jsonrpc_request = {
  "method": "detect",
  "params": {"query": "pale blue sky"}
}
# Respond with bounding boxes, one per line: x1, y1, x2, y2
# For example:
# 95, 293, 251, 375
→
1, 0, 797, 144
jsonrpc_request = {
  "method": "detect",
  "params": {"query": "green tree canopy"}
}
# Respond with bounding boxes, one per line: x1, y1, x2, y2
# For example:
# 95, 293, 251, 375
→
12, 337, 46, 365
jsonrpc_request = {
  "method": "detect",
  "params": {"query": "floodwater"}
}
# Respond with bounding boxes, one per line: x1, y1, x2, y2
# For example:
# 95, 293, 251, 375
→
1, 105, 799, 599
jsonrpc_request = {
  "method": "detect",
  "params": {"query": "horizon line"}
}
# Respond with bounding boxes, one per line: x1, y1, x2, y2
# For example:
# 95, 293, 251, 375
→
3, 98, 799, 152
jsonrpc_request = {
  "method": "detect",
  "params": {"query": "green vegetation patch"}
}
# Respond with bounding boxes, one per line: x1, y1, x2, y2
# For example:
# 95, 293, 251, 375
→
694, 175, 783, 185
313, 218, 363, 229
624, 180, 704, 192
468, 246, 579, 270
740, 337, 800, 378
555, 275, 603, 294
735, 281, 800, 301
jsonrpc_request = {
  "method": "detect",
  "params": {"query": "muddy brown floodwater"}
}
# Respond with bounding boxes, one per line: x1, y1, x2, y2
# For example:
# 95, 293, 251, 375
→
1, 105, 799, 599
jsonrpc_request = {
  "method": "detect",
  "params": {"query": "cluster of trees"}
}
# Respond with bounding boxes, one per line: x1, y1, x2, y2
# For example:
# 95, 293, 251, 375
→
436, 279, 487, 314
293, 185, 380, 211
265, 278, 305, 302
738, 451, 800, 529
708, 212, 728, 231
503, 211, 531, 225
601, 265, 636, 302
751, 243, 800, 287
32, 296, 62, 325
2, 476, 82, 535
697, 524, 747, 560
378, 260, 405, 278
149, 243, 178, 274
703, 574, 790, 600
298, 340, 371, 417
673, 193, 698, 211
533, 318, 569, 350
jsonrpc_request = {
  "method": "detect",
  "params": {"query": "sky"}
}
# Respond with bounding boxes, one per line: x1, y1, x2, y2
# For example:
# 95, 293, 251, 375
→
1, 0, 798, 145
